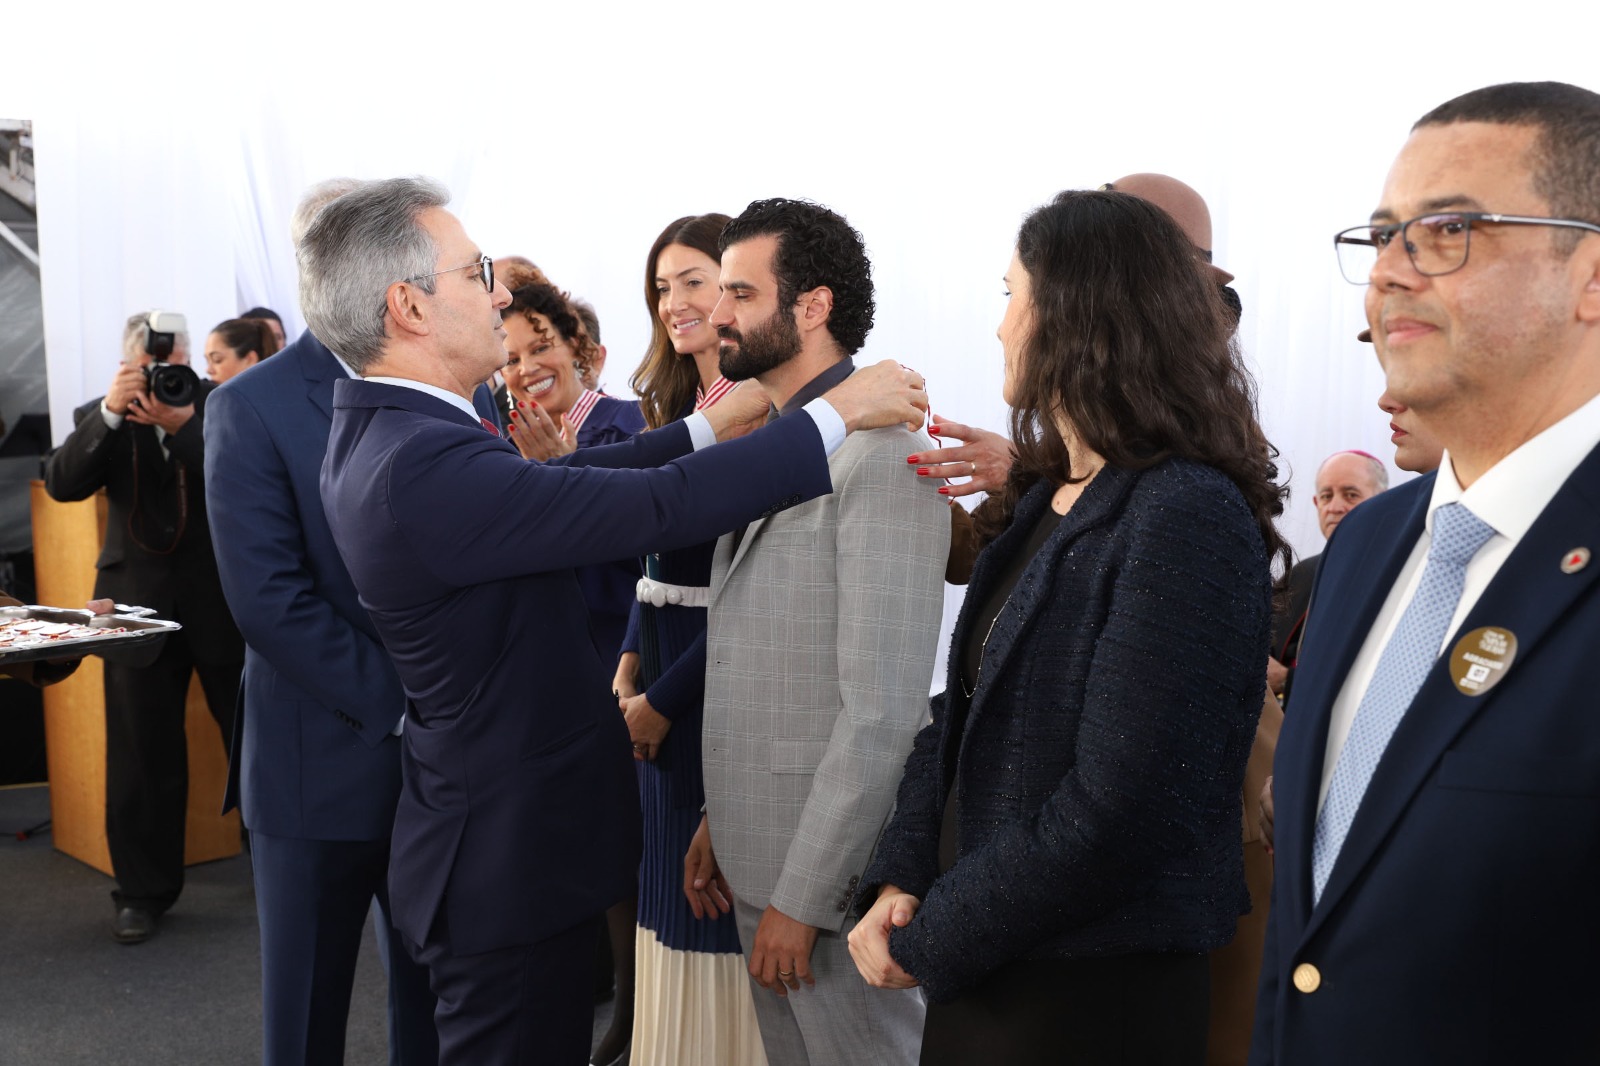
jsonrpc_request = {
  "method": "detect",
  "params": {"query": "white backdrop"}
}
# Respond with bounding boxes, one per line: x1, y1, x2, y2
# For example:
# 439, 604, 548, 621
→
7, 1, 1595, 663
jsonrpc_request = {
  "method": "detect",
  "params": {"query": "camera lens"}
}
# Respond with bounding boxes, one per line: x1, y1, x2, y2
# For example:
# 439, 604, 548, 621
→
145, 363, 198, 407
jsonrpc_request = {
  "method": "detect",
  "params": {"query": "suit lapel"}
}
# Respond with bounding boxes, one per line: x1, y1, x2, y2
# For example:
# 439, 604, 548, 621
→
714, 514, 772, 599
1304, 449, 1600, 938
1278, 481, 1432, 934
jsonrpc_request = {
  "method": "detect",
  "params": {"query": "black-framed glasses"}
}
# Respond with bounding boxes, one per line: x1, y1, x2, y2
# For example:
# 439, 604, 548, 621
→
405, 254, 495, 293
1334, 212, 1600, 285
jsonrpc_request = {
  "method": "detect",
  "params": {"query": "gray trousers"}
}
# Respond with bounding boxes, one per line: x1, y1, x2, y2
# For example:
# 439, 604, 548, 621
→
734, 897, 924, 1066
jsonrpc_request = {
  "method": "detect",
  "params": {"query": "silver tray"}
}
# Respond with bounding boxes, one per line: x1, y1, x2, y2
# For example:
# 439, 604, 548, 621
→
0, 605, 182, 667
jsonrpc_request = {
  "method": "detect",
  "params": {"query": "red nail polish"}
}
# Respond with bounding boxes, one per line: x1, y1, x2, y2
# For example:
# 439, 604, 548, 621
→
916, 467, 930, 476
929, 425, 942, 436
938, 486, 950, 495
906, 455, 919, 464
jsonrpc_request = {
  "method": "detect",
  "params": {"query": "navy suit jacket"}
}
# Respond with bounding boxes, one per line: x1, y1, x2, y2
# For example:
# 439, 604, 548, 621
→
1251, 441, 1600, 1064
319, 378, 833, 954
203, 331, 500, 840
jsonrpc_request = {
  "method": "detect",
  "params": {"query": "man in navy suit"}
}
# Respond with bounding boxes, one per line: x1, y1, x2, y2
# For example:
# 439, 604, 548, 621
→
1252, 81, 1600, 1064
204, 178, 502, 1066
306, 178, 926, 1064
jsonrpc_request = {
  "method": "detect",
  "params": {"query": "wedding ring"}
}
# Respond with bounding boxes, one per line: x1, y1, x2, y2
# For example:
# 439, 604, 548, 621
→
777, 969, 794, 977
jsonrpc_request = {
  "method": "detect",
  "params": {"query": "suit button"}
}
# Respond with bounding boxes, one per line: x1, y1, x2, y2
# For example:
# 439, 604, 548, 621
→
836, 901, 847, 912
1292, 963, 1321, 994
848, 875, 859, 887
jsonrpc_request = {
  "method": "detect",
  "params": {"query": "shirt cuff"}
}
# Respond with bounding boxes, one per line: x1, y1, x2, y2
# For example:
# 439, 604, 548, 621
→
802, 396, 847, 455
683, 412, 716, 452
100, 399, 124, 430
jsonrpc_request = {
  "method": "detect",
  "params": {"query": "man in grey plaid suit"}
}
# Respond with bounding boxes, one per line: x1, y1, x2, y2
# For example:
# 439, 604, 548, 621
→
681, 199, 948, 1065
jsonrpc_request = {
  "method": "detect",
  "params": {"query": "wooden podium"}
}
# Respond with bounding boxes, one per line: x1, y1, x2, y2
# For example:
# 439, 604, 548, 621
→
29, 480, 239, 875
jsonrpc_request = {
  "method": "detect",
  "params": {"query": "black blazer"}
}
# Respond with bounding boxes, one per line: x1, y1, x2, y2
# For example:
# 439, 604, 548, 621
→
864, 459, 1271, 1003
44, 388, 242, 665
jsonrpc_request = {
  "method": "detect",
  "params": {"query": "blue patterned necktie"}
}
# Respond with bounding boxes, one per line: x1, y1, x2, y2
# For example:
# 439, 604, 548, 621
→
1311, 502, 1496, 903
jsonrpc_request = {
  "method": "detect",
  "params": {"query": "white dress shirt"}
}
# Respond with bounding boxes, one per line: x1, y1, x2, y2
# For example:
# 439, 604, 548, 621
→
1317, 389, 1600, 810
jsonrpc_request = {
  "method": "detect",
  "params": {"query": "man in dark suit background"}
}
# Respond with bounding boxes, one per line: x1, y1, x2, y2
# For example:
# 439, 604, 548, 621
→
205, 178, 495, 1066
44, 312, 242, 945
309, 177, 927, 1064
1252, 81, 1600, 1063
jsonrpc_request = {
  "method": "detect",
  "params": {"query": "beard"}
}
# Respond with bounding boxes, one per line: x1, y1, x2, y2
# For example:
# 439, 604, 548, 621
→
717, 306, 802, 382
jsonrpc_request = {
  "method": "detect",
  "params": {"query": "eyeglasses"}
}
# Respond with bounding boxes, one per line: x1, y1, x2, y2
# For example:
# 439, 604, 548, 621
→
1334, 212, 1600, 285
405, 254, 495, 293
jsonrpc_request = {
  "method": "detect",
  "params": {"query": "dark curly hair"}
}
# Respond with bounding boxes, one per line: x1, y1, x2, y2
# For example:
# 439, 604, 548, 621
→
503, 283, 600, 383
974, 189, 1290, 581
718, 198, 875, 356
632, 213, 730, 429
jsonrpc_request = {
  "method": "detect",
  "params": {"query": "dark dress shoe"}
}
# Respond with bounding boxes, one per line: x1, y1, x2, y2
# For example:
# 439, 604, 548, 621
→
112, 906, 157, 944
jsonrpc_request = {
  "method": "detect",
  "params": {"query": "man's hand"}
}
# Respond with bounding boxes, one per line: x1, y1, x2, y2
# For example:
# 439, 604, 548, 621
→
749, 904, 820, 997
907, 415, 1014, 498
683, 814, 732, 919
702, 381, 771, 443
507, 400, 576, 460
124, 393, 195, 435
821, 360, 927, 433
1259, 776, 1275, 853
105, 364, 150, 417
847, 885, 921, 989
621, 691, 670, 761
613, 652, 640, 702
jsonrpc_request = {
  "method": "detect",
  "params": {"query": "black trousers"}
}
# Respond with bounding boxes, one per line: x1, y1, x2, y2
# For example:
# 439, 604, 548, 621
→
102, 630, 240, 911
920, 951, 1210, 1066
410, 913, 601, 1065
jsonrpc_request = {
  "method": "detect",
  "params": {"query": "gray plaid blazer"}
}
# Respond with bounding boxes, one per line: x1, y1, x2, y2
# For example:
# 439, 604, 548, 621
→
703, 424, 950, 931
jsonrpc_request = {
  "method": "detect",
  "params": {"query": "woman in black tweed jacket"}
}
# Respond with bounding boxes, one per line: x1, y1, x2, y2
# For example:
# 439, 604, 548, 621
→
849, 190, 1289, 1064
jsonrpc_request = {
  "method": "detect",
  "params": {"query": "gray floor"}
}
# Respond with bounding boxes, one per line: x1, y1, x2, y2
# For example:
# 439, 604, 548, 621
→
0, 784, 614, 1065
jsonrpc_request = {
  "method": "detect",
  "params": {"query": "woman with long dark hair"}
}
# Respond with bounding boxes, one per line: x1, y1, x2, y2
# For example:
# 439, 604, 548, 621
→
849, 189, 1287, 1064
611, 213, 769, 1066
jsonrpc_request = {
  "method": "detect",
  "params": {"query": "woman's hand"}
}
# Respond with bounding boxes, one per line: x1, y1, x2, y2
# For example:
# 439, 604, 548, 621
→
507, 400, 576, 460
612, 652, 640, 702
683, 814, 732, 918
621, 691, 670, 761
847, 884, 921, 989
909, 414, 1014, 498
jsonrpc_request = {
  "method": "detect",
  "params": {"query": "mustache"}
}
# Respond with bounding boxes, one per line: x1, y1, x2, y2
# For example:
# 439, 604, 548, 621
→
716, 326, 741, 342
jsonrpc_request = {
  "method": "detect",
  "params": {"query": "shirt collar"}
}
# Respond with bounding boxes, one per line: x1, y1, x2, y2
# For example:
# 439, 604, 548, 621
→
1428, 388, 1600, 544
364, 376, 480, 423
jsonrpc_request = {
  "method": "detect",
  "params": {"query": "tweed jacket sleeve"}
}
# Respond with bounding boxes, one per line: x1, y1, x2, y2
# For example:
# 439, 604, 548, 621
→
886, 466, 1269, 1001
859, 690, 949, 902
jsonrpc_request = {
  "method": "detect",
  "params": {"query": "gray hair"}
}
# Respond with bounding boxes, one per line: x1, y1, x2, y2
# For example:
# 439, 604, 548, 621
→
121, 312, 190, 363
297, 177, 449, 373
290, 177, 367, 250
571, 296, 601, 344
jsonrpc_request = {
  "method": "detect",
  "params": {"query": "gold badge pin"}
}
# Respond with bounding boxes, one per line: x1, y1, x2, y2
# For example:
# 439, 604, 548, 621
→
1561, 547, 1591, 575
1449, 627, 1518, 697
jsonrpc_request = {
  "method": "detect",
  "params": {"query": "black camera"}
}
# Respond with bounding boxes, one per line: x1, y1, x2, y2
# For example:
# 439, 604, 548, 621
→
140, 311, 199, 407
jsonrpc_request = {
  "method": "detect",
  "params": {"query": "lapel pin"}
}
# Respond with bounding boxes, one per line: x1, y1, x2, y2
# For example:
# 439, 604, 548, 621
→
1561, 547, 1591, 574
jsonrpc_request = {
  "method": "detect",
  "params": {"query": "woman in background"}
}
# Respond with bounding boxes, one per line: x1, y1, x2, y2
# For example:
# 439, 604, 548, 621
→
203, 318, 280, 384
613, 213, 768, 1066
849, 189, 1287, 1064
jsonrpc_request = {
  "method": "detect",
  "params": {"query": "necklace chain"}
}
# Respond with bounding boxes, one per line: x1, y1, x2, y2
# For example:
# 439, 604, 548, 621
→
960, 594, 1010, 700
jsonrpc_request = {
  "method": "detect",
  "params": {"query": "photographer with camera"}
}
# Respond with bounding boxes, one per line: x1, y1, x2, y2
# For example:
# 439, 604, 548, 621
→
44, 310, 243, 945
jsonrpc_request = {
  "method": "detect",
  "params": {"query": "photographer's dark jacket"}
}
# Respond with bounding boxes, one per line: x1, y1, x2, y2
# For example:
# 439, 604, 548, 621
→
44, 388, 242, 664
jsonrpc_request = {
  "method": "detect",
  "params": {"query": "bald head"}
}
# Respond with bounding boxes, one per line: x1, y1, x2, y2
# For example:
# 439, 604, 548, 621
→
1314, 450, 1388, 540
